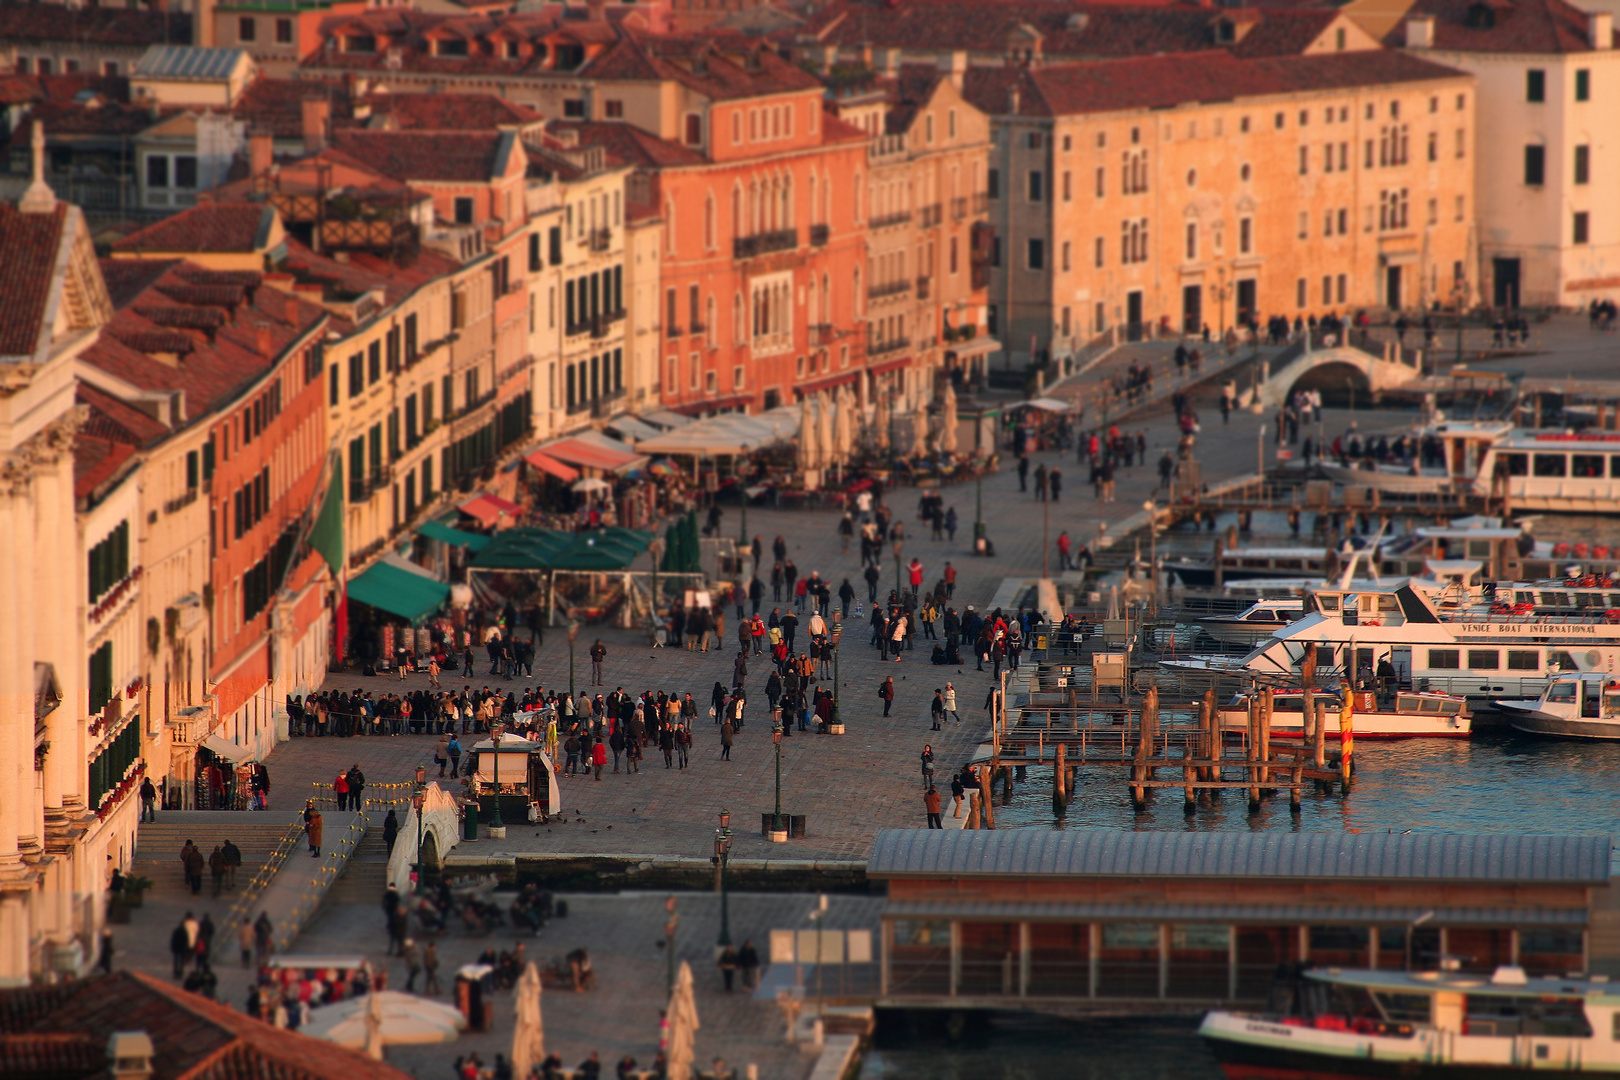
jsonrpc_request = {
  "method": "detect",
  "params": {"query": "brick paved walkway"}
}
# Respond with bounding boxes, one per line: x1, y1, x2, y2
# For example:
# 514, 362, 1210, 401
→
258, 367, 1273, 863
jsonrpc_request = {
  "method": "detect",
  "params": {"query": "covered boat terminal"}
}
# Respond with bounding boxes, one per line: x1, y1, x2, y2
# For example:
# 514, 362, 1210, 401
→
867, 830, 1618, 1011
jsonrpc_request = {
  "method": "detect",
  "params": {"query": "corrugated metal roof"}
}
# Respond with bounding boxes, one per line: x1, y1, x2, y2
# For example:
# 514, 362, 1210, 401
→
134, 45, 249, 81
866, 830, 1612, 884
883, 899, 1589, 927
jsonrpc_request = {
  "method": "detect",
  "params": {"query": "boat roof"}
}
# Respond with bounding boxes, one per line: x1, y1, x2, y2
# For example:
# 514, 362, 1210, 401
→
1431, 421, 1513, 437
1503, 429, 1620, 450
1222, 548, 1327, 559
1308, 967, 1620, 1001
1415, 526, 1522, 541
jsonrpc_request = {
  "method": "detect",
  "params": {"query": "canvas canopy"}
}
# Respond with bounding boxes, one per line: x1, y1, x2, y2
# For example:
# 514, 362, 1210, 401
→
634, 406, 799, 457
347, 560, 450, 624
471, 527, 653, 572
418, 520, 491, 552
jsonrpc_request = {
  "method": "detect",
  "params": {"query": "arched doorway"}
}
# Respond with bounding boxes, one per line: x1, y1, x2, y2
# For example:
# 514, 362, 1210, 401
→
1288, 361, 1373, 409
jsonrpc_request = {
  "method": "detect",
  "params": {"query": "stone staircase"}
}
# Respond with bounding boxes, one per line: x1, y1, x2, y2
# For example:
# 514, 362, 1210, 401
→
324, 821, 391, 906
130, 812, 298, 897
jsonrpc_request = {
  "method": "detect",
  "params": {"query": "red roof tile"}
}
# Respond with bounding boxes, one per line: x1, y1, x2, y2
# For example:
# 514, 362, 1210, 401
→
112, 203, 274, 255
1, 970, 413, 1080
231, 77, 355, 139
803, 1, 1345, 60
585, 31, 824, 98
551, 120, 709, 167
0, 2, 192, 47
0, 203, 68, 361
961, 48, 1468, 117
1384, 0, 1616, 52
0, 1031, 100, 1079
78, 382, 171, 446
343, 92, 543, 131
328, 129, 510, 182
73, 432, 137, 500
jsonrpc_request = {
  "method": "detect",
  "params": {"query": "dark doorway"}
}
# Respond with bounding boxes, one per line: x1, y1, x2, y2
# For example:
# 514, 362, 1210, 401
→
1386, 265, 1403, 312
1182, 284, 1202, 335
1236, 279, 1257, 326
1492, 257, 1521, 309
1126, 291, 1144, 341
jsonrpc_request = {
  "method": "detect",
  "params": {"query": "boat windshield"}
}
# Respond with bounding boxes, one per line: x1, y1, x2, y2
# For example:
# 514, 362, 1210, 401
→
1547, 681, 1579, 704
1463, 995, 1592, 1038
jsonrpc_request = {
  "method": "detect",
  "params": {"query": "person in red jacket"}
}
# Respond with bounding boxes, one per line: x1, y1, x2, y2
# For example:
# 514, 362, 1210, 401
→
591, 737, 608, 781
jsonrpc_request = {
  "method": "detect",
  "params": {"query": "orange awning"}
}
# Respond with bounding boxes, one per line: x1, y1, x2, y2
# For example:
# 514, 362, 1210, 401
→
458, 494, 522, 528
540, 436, 645, 474
525, 450, 579, 482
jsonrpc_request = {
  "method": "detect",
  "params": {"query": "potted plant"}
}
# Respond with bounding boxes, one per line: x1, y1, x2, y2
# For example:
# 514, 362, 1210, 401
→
121, 874, 154, 908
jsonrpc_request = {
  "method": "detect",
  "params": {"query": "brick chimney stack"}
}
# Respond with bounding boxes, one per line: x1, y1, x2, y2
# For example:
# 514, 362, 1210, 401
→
301, 97, 330, 153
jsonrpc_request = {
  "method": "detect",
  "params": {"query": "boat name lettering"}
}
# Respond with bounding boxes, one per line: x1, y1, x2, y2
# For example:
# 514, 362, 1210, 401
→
1244, 1022, 1296, 1038
1455, 622, 1604, 636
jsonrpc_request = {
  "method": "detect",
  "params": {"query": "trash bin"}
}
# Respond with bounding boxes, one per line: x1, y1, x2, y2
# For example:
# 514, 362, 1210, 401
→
789, 815, 807, 838
463, 807, 479, 841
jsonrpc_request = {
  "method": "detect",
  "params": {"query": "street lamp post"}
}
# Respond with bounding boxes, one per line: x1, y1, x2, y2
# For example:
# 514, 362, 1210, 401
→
650, 536, 665, 625
1256, 424, 1267, 480
566, 620, 580, 699
1142, 499, 1158, 613
830, 618, 842, 729
974, 470, 985, 542
772, 722, 784, 832
489, 726, 504, 830
1453, 281, 1469, 367
714, 809, 734, 946
663, 896, 679, 994
412, 764, 426, 894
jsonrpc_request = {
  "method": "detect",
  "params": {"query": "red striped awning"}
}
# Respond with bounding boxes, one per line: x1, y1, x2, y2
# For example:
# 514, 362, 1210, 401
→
540, 437, 645, 474
458, 494, 521, 527
525, 450, 579, 482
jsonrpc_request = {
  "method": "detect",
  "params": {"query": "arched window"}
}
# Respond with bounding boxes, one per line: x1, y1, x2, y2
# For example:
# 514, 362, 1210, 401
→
782, 173, 793, 229
731, 184, 742, 239
733, 291, 744, 344
703, 192, 715, 250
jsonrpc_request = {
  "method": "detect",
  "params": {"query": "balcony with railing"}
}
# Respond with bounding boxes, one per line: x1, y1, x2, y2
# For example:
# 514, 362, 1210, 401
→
869, 211, 912, 230
567, 310, 625, 339
733, 230, 798, 259
951, 196, 969, 220
916, 276, 931, 300
868, 335, 910, 356
919, 203, 943, 228
810, 223, 830, 247
868, 278, 913, 301
587, 227, 613, 253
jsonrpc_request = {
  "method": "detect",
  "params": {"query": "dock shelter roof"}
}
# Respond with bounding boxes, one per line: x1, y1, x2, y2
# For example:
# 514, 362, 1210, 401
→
471, 527, 653, 572
866, 830, 1612, 885
883, 899, 1590, 928
633, 406, 799, 457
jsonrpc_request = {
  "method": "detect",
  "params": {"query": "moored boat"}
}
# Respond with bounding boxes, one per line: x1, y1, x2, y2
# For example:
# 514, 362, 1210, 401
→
1200, 965, 1620, 1079
1217, 688, 1471, 739
1498, 672, 1620, 740
1198, 599, 1306, 646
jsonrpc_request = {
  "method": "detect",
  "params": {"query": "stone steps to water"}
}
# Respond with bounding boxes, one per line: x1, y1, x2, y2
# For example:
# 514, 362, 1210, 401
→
130, 816, 297, 895
324, 824, 391, 906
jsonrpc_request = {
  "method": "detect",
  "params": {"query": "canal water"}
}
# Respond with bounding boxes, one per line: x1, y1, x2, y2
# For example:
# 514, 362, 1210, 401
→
862, 1013, 1223, 1080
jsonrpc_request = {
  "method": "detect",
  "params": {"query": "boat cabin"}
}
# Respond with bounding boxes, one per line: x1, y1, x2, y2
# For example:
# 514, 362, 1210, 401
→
1543, 673, 1620, 719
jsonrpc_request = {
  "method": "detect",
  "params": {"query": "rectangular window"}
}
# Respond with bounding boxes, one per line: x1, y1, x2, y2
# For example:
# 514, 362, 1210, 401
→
1299, 146, 1309, 175
1062, 240, 1071, 272
146, 155, 169, 189
1428, 649, 1460, 670
605, 99, 624, 118
454, 196, 474, 225
1028, 170, 1043, 201
1296, 278, 1307, 308
238, 16, 256, 41
1095, 167, 1105, 197
367, 340, 381, 384
1094, 237, 1104, 268
1506, 650, 1539, 670
1062, 171, 1071, 201
1574, 212, 1590, 245
1527, 69, 1545, 102
347, 352, 363, 398
1186, 223, 1197, 261
1322, 275, 1332, 305
1336, 274, 1347, 304
1575, 68, 1590, 102
1574, 145, 1590, 185
1524, 145, 1545, 186
1533, 453, 1568, 477
275, 17, 292, 43
987, 169, 999, 199
1467, 649, 1500, 671
1027, 238, 1044, 270
1239, 218, 1252, 254
328, 363, 340, 406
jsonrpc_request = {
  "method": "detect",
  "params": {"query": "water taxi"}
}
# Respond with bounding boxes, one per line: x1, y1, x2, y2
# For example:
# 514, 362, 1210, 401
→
1198, 599, 1306, 646
1496, 673, 1620, 740
1200, 965, 1620, 1078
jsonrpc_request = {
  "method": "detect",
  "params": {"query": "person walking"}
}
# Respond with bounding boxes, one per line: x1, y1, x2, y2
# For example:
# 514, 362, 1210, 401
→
423, 940, 442, 996
253, 911, 274, 966
944, 683, 960, 723
208, 845, 226, 897
221, 838, 241, 889
402, 938, 422, 992
383, 809, 400, 855
447, 734, 462, 778
169, 917, 192, 979
182, 841, 205, 895
140, 777, 158, 822
720, 719, 734, 760
879, 676, 895, 717
924, 787, 943, 829
305, 804, 324, 857
591, 737, 608, 780
238, 919, 254, 968
930, 689, 945, 730
332, 769, 349, 812
346, 764, 366, 810
590, 639, 607, 686
718, 945, 739, 992
920, 744, 936, 790
889, 611, 907, 661
950, 771, 966, 817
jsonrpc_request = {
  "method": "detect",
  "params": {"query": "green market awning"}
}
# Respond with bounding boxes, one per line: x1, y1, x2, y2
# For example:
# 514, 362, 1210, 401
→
346, 561, 450, 625
418, 520, 491, 552
471, 527, 654, 573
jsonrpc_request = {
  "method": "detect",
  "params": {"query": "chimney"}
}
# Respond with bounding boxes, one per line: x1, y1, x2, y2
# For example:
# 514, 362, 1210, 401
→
249, 127, 273, 181
587, 0, 606, 21
300, 97, 330, 153
1404, 14, 1435, 48
878, 47, 902, 77
1007, 84, 1021, 115
107, 1032, 154, 1080
937, 50, 967, 89
1591, 11, 1613, 49
255, 324, 273, 356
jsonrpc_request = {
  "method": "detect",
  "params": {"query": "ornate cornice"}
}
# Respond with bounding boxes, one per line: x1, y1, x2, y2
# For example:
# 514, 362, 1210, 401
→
0, 406, 87, 496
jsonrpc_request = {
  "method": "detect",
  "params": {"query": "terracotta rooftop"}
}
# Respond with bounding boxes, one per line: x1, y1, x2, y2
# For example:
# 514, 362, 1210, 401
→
87, 260, 327, 422
306, 8, 618, 76
231, 76, 355, 138
0, 203, 68, 362
961, 47, 1468, 117
584, 31, 825, 98
328, 129, 513, 182
549, 120, 708, 168
0, 1, 192, 47
1382, 0, 1619, 52
343, 91, 544, 131
0, 970, 412, 1080
801, 1, 1350, 60
112, 203, 277, 255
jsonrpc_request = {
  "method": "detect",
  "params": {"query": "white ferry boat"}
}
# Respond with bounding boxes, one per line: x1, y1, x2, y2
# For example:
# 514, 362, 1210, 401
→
1237, 580, 1620, 711
1218, 687, 1471, 739
1496, 673, 1620, 740
1168, 547, 1332, 588
1200, 965, 1620, 1078
1321, 422, 1620, 514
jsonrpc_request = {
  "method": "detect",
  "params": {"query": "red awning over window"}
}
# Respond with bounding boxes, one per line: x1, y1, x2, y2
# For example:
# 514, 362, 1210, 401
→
525, 450, 580, 482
